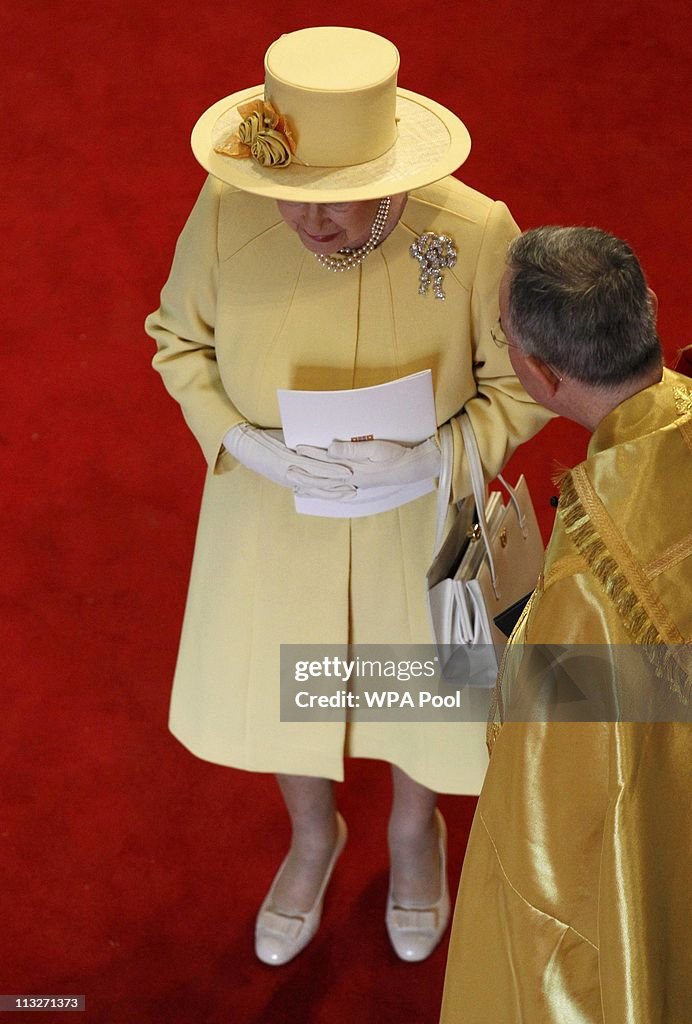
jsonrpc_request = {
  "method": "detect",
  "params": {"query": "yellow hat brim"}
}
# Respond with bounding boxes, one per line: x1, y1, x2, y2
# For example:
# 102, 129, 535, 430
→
191, 86, 471, 202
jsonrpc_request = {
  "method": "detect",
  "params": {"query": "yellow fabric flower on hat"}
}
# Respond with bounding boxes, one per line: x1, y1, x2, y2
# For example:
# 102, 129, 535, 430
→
214, 100, 296, 168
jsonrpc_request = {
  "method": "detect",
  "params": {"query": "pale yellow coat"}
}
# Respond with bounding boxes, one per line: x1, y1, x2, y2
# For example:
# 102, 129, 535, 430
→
145, 175, 550, 792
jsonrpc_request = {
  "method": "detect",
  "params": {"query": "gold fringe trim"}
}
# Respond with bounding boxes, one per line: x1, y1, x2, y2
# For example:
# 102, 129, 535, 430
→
550, 461, 572, 489
558, 471, 690, 701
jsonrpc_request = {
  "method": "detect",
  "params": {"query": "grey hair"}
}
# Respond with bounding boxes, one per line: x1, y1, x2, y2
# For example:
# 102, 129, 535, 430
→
505, 227, 661, 386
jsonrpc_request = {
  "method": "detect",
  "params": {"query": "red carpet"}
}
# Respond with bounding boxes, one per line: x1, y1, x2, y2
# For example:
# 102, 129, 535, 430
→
1, 1, 690, 1021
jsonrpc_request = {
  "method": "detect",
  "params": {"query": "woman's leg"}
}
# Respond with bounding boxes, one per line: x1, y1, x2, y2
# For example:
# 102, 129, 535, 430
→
269, 773, 340, 912
388, 765, 441, 905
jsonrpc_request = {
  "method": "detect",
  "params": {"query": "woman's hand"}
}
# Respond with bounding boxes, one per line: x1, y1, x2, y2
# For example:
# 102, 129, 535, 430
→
296, 437, 441, 489
223, 423, 357, 498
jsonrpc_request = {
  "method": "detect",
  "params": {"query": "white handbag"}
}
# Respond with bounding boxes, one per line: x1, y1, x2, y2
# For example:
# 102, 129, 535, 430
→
427, 412, 544, 685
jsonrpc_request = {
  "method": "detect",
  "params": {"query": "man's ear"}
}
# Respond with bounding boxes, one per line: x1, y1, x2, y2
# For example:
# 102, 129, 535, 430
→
523, 354, 561, 399
648, 288, 659, 319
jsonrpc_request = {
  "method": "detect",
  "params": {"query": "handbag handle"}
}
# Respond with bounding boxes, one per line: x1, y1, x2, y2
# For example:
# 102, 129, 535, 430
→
458, 412, 499, 596
497, 472, 529, 537
434, 415, 489, 553
433, 422, 455, 554
434, 412, 506, 598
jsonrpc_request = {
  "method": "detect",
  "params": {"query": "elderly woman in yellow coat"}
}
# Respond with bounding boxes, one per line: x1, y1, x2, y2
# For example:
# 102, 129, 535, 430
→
146, 27, 549, 967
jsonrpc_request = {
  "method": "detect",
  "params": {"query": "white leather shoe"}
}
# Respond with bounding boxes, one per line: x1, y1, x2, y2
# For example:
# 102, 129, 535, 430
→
386, 809, 450, 962
255, 813, 347, 966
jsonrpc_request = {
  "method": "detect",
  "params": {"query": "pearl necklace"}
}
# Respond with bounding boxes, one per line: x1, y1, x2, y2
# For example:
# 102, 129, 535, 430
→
314, 196, 392, 272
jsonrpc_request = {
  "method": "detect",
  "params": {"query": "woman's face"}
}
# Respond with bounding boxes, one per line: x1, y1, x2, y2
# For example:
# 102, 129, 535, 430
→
276, 199, 382, 255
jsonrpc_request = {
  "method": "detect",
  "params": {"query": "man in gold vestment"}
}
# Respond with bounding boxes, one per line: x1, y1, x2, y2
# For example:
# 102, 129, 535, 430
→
440, 227, 691, 1023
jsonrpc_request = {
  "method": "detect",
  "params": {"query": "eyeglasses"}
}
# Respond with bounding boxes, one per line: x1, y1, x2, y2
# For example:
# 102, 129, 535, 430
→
490, 318, 564, 383
490, 318, 514, 350
490, 323, 508, 349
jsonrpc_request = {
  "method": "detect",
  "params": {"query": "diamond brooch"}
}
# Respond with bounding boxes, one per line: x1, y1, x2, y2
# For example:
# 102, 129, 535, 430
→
409, 232, 458, 300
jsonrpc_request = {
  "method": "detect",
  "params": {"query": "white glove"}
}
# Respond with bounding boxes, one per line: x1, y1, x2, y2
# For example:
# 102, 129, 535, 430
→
296, 436, 441, 490
223, 423, 356, 498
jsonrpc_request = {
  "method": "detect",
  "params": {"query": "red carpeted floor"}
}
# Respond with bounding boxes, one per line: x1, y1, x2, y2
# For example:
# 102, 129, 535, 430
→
1, 1, 690, 1021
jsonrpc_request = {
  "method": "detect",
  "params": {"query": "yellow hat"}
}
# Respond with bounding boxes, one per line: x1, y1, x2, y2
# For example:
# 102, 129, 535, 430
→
191, 26, 471, 202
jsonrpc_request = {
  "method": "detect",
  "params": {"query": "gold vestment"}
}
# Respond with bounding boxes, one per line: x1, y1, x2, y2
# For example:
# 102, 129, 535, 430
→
441, 371, 692, 1022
